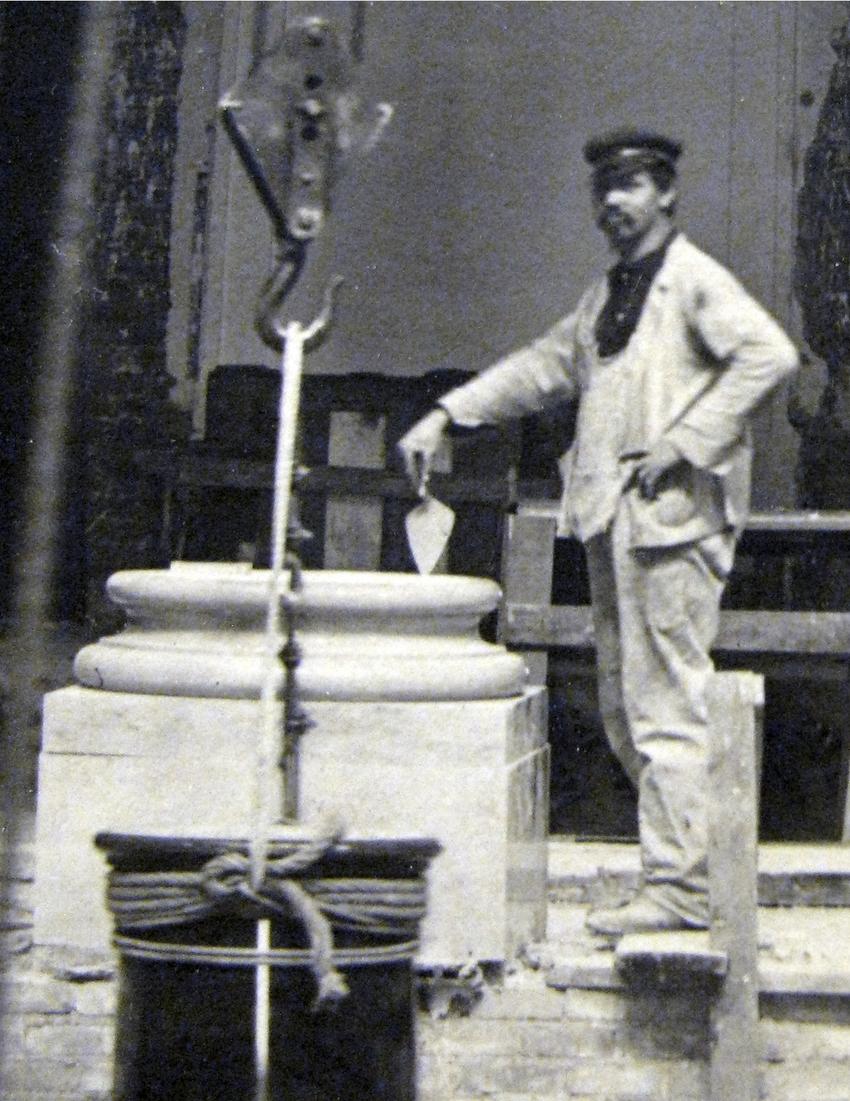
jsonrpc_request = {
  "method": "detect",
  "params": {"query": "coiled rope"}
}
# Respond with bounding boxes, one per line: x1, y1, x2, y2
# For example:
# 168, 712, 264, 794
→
104, 837, 428, 1009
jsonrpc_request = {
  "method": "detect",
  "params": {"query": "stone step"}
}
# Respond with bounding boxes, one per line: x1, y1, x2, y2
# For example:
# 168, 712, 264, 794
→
539, 900, 850, 998
548, 838, 850, 907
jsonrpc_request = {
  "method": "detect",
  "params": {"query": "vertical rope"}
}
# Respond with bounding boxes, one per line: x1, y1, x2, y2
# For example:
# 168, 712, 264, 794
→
254, 917, 272, 1101
251, 319, 305, 1101
252, 320, 304, 889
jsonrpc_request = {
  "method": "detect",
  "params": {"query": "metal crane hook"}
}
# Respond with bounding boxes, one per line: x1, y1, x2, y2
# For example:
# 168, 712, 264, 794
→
258, 270, 345, 354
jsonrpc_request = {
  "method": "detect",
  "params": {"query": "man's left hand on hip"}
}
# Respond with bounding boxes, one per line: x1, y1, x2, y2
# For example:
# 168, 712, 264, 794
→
633, 439, 686, 500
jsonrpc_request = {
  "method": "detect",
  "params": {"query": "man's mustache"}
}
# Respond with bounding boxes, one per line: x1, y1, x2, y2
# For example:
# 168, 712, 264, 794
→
597, 210, 634, 232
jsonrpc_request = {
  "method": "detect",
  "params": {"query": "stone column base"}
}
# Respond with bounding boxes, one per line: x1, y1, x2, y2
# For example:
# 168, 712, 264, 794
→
34, 684, 548, 967
302, 689, 549, 967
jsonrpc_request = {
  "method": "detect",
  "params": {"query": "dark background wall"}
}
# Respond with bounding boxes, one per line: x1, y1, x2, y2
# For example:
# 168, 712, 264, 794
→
4, 1, 844, 624
0, 3, 84, 618
2, 2, 850, 839
0, 2, 188, 628
189, 1, 843, 511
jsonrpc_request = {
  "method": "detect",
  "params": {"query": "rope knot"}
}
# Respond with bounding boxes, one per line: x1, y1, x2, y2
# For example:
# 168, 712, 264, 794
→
198, 834, 350, 1008
200, 851, 253, 901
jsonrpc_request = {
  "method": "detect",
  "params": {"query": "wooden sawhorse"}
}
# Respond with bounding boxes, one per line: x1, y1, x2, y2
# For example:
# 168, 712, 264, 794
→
616, 672, 763, 1101
499, 506, 772, 1097
499, 502, 850, 840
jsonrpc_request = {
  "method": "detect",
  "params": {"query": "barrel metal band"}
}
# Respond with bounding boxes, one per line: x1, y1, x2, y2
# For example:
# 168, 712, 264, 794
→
114, 934, 420, 969
106, 841, 428, 1006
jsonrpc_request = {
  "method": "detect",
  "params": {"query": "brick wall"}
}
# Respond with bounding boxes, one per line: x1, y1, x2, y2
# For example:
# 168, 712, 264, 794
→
77, 1, 190, 633
0, 947, 115, 1101
5, 886, 850, 1101
417, 973, 850, 1101
418, 975, 709, 1101
0, 843, 115, 1101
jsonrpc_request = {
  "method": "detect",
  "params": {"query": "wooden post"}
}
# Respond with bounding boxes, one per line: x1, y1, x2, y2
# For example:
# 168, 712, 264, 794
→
499, 511, 557, 685
324, 410, 387, 570
707, 671, 763, 1101
837, 690, 850, 841
617, 672, 762, 1095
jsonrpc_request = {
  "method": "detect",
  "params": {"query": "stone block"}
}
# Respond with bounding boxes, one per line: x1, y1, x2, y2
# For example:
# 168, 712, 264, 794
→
301, 688, 549, 965
0, 1054, 112, 1095
0, 975, 74, 1016
560, 987, 630, 1022
34, 687, 260, 949
71, 980, 119, 1018
762, 1020, 850, 1064
23, 1018, 114, 1062
566, 1059, 673, 1099
762, 1063, 850, 1101
454, 1054, 570, 1097
474, 979, 566, 1021
516, 1019, 620, 1059
419, 1016, 522, 1056
34, 682, 548, 967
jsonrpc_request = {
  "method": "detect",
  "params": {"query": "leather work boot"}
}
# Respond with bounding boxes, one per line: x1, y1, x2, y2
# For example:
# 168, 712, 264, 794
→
585, 892, 704, 937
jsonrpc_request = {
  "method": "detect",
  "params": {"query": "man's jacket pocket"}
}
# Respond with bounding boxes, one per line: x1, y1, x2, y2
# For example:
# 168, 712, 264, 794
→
625, 464, 727, 549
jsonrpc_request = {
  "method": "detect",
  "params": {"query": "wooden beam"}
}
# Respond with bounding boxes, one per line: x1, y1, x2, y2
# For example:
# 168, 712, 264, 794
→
516, 498, 850, 537
707, 672, 763, 1101
324, 411, 386, 570
148, 451, 553, 505
616, 930, 727, 981
498, 513, 557, 685
502, 602, 850, 657
613, 674, 762, 1100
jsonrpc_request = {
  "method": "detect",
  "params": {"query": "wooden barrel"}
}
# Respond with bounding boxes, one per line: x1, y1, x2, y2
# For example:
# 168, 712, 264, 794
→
97, 831, 440, 1101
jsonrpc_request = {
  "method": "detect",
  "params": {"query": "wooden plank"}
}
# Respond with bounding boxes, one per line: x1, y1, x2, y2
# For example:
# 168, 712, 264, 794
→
503, 603, 850, 657
616, 931, 727, 980
324, 411, 386, 570
707, 671, 762, 1101
498, 512, 558, 685
840, 718, 850, 843
504, 602, 593, 651
745, 511, 850, 535
698, 610, 850, 657
516, 498, 850, 536
161, 454, 548, 503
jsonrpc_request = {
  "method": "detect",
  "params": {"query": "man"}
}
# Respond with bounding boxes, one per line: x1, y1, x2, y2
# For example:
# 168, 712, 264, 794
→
398, 129, 799, 936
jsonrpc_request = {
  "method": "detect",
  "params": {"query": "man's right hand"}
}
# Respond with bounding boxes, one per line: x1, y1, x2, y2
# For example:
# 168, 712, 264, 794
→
397, 408, 451, 493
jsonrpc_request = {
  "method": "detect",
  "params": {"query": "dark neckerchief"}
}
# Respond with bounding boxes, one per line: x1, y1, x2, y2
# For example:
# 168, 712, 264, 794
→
594, 229, 678, 357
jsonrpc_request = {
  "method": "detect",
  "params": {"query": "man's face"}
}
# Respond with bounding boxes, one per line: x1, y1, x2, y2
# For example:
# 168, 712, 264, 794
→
592, 168, 675, 255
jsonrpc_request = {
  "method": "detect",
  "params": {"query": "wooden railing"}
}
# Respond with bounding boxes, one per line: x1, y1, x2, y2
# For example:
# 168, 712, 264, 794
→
499, 501, 850, 840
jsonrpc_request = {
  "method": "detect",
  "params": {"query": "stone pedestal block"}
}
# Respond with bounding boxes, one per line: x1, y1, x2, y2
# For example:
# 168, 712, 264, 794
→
34, 684, 548, 966
34, 565, 548, 968
302, 690, 549, 967
34, 687, 262, 950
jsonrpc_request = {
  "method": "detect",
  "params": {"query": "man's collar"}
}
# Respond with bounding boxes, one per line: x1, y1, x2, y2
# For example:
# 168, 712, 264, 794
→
612, 228, 679, 275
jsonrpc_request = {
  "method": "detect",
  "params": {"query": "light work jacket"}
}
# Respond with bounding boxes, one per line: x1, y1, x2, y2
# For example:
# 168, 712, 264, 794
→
439, 234, 800, 548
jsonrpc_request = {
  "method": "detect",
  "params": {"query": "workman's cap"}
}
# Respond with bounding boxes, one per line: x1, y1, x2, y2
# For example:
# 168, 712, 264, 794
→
583, 129, 683, 176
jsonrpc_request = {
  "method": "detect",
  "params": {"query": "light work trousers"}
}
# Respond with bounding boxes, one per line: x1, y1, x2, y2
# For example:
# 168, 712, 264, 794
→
584, 502, 736, 925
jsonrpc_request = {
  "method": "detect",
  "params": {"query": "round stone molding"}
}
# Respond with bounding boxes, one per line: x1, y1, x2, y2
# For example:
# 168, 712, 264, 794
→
73, 563, 528, 702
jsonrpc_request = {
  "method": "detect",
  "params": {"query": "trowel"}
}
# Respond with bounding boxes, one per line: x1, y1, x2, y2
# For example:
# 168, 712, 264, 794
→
405, 471, 455, 574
